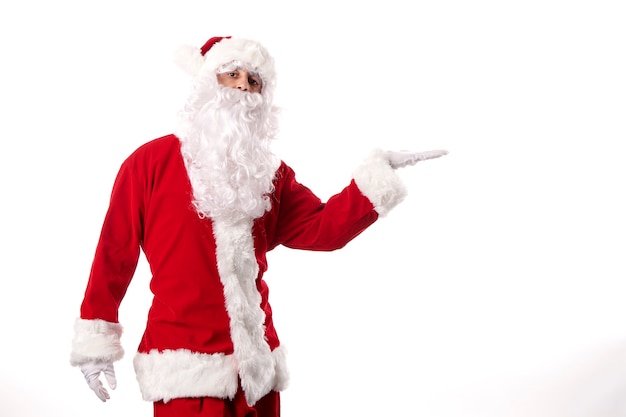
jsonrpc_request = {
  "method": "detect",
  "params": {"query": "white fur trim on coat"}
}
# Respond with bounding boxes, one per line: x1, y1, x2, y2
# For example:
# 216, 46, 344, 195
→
353, 148, 408, 217
69, 318, 124, 366
212, 217, 278, 405
133, 346, 289, 403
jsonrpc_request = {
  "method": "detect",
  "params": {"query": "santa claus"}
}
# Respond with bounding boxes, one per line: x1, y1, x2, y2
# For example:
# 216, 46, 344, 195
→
70, 36, 447, 417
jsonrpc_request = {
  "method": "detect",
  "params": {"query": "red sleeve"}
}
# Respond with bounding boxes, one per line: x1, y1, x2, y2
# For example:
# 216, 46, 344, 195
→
80, 154, 145, 323
271, 164, 379, 251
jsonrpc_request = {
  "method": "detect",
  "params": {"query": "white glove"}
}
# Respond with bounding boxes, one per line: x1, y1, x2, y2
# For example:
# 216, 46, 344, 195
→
80, 361, 117, 402
384, 149, 448, 169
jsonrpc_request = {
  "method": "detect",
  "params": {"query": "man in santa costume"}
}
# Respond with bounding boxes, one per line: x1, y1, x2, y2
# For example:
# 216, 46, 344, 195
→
69, 36, 448, 417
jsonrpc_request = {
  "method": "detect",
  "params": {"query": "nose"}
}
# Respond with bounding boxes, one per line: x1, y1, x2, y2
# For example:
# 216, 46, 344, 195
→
236, 78, 250, 91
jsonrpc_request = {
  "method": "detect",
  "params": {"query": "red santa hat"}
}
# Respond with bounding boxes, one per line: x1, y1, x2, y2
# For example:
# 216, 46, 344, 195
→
174, 36, 276, 88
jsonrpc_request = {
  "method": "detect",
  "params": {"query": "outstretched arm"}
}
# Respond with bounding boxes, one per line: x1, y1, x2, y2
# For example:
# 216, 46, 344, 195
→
270, 148, 448, 251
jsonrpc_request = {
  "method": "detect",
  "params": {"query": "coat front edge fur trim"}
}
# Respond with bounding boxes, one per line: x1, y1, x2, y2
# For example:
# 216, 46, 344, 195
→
211, 217, 278, 405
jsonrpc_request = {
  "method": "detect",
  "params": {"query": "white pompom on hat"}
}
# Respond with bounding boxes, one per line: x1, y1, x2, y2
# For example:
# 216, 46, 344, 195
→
173, 36, 276, 88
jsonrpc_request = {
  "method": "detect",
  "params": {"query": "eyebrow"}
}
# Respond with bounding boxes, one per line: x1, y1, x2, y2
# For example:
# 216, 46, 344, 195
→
223, 68, 261, 79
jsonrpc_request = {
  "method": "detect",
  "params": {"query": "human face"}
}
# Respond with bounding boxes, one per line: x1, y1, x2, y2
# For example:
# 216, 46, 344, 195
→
216, 69, 263, 94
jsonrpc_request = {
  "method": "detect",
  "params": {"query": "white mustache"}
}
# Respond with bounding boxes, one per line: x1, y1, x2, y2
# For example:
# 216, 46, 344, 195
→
220, 87, 265, 109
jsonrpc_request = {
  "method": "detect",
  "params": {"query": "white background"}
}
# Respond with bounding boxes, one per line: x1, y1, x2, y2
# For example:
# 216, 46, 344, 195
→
1, 1, 625, 416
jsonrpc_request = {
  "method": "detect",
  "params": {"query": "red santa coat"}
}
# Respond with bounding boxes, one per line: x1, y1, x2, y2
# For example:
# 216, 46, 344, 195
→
70, 134, 407, 405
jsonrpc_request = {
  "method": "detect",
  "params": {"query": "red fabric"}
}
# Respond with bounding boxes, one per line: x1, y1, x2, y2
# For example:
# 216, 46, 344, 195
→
201, 36, 232, 56
153, 388, 280, 417
80, 134, 378, 358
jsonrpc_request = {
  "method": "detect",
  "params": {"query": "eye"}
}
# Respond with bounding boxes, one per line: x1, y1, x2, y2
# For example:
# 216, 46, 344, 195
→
228, 72, 237, 77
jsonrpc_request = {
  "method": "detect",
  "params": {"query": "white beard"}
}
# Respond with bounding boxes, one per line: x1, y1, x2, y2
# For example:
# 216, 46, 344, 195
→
176, 76, 281, 223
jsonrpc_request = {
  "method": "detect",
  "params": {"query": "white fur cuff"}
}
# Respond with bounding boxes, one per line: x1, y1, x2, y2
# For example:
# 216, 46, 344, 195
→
353, 149, 408, 217
69, 318, 124, 366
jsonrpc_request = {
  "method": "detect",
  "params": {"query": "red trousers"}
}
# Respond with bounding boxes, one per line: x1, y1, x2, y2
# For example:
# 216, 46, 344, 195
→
153, 388, 280, 417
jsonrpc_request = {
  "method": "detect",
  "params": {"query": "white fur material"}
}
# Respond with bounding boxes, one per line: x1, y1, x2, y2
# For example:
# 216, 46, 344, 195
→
271, 344, 290, 392
69, 318, 124, 366
134, 349, 238, 402
353, 149, 408, 217
173, 37, 276, 96
172, 44, 205, 77
133, 346, 289, 403
212, 218, 278, 405
202, 38, 275, 84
